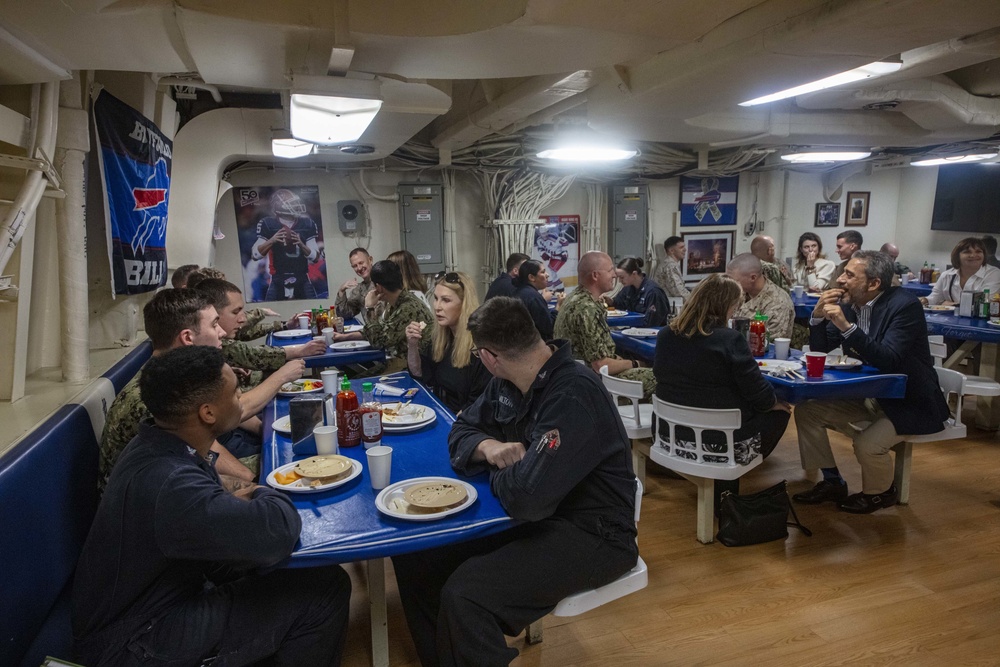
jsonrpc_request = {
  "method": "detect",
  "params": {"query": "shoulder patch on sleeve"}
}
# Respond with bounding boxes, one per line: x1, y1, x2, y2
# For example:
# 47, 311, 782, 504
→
536, 428, 561, 454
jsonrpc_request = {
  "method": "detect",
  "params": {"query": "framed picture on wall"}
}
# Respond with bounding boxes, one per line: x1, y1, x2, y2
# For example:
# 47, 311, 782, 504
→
845, 191, 870, 226
681, 231, 734, 281
679, 175, 739, 226
815, 202, 840, 227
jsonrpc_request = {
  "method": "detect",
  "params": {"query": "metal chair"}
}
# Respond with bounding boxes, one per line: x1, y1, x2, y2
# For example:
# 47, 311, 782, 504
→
526, 479, 647, 644
600, 365, 654, 494
894, 366, 968, 504
650, 397, 761, 543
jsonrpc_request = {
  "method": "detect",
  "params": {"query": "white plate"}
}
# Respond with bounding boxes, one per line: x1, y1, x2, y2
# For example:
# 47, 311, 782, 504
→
756, 359, 803, 373
605, 310, 628, 317
988, 320, 1000, 327
343, 324, 363, 333
923, 305, 956, 313
376, 477, 477, 521
622, 327, 658, 337
332, 340, 371, 350
277, 379, 324, 396
826, 357, 863, 368
382, 404, 437, 432
274, 328, 312, 338
266, 459, 362, 493
272, 416, 291, 435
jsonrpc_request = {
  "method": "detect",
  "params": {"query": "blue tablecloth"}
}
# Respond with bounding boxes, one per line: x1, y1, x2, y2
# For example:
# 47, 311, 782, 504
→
267, 328, 387, 369
610, 329, 907, 403
924, 312, 1000, 344
262, 374, 513, 567
792, 293, 819, 319
900, 281, 933, 296
548, 302, 646, 328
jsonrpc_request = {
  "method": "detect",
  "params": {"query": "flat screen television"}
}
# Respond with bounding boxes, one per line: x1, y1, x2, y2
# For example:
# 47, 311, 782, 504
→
931, 163, 1000, 233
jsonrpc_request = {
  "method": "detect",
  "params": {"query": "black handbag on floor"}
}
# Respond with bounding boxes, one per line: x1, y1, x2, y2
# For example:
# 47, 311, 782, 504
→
716, 480, 811, 547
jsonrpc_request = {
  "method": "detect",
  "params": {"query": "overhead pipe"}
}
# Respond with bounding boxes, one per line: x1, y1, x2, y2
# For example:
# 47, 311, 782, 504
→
0, 81, 57, 277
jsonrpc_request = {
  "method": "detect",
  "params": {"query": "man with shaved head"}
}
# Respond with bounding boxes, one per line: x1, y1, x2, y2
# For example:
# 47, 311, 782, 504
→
879, 242, 915, 282
726, 253, 795, 339
750, 235, 793, 292
553, 251, 654, 397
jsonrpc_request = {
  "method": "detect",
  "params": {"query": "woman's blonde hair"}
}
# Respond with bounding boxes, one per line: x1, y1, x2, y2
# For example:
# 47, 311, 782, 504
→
669, 274, 743, 338
432, 271, 479, 368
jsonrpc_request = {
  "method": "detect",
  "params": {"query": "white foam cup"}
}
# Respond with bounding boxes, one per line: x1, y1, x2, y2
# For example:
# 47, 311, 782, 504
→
313, 425, 338, 455
366, 445, 393, 490
322, 326, 334, 346
297, 315, 309, 330
793, 285, 805, 299
320, 370, 339, 395
773, 337, 791, 360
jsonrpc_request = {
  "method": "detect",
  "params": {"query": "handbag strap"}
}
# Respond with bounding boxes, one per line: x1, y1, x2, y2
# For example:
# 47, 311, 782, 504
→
785, 496, 812, 537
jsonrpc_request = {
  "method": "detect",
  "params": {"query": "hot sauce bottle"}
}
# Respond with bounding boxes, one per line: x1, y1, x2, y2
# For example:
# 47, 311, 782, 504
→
336, 377, 361, 447
748, 312, 769, 357
359, 381, 383, 449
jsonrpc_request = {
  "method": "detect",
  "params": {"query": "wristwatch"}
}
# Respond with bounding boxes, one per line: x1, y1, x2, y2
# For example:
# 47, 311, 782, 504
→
631, 359, 639, 369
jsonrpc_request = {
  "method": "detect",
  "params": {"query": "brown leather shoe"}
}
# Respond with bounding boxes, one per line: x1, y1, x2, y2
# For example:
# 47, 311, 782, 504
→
837, 485, 898, 514
792, 480, 849, 504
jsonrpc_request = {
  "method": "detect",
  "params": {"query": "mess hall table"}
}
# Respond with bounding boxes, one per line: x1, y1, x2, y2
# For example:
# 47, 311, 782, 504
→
548, 300, 647, 328
924, 311, 1000, 429
900, 281, 933, 297
610, 329, 907, 403
262, 374, 513, 667
267, 328, 386, 369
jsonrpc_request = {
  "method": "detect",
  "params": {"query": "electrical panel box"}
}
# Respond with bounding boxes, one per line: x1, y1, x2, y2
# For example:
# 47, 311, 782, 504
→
609, 185, 649, 264
337, 199, 366, 235
397, 183, 445, 273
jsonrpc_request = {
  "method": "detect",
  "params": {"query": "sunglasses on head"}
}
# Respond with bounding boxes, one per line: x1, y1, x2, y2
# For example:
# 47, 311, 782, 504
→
434, 271, 462, 285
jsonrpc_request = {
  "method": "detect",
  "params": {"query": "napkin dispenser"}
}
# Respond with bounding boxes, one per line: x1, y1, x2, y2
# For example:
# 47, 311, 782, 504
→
958, 291, 974, 318
288, 396, 324, 445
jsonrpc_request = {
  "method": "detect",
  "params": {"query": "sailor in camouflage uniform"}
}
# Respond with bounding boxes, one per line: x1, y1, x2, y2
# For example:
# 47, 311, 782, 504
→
553, 251, 655, 398
727, 253, 796, 340
653, 236, 691, 299
235, 307, 293, 341
333, 260, 432, 374
335, 247, 374, 320
99, 290, 260, 493
751, 235, 794, 292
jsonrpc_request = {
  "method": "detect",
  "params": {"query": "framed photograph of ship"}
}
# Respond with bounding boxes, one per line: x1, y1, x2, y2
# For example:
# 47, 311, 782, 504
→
680, 231, 734, 281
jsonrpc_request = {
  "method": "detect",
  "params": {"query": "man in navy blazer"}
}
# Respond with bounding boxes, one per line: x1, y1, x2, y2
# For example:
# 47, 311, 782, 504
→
793, 250, 950, 513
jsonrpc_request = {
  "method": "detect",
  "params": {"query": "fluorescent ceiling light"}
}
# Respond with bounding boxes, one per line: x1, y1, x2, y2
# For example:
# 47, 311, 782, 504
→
781, 151, 871, 163
910, 153, 998, 166
271, 136, 315, 159
290, 94, 382, 145
739, 61, 903, 107
537, 146, 637, 162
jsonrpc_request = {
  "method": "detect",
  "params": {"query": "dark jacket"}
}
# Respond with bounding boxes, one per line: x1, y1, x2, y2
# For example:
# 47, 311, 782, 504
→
485, 272, 517, 300
449, 341, 636, 534
73, 422, 301, 644
810, 286, 950, 435
513, 283, 554, 340
654, 325, 777, 441
613, 276, 671, 327
415, 341, 491, 414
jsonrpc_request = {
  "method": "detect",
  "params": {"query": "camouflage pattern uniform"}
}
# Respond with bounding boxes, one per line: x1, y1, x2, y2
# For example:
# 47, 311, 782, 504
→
553, 288, 655, 398
760, 259, 792, 292
363, 290, 432, 371
652, 255, 690, 299
235, 308, 284, 341
222, 338, 287, 389
98, 371, 258, 494
335, 278, 373, 320
735, 279, 795, 340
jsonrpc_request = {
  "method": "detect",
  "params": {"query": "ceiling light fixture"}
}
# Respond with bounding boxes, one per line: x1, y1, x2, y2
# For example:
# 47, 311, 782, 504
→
536, 128, 637, 162
739, 60, 903, 107
271, 132, 315, 159
289, 75, 382, 145
910, 153, 999, 167
781, 151, 872, 163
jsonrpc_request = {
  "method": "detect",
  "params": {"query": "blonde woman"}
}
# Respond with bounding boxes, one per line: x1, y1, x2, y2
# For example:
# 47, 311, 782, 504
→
405, 271, 490, 413
654, 274, 791, 502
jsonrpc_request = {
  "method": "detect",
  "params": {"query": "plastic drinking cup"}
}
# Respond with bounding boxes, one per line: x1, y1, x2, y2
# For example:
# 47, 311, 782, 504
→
313, 425, 338, 455
322, 327, 334, 346
320, 370, 339, 394
804, 352, 827, 378
297, 315, 309, 330
773, 337, 791, 360
793, 285, 805, 299
901, 273, 909, 285
366, 445, 393, 490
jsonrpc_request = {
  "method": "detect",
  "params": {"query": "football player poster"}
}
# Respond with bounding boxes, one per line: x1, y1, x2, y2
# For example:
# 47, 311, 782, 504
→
233, 185, 328, 302
534, 215, 580, 292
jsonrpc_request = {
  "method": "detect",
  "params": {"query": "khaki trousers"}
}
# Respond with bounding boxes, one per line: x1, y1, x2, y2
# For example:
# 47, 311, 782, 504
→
794, 398, 902, 494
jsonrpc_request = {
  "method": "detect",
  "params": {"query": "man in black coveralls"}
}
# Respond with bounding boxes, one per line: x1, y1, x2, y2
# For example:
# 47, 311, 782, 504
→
392, 297, 638, 666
